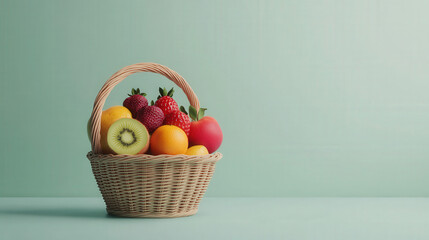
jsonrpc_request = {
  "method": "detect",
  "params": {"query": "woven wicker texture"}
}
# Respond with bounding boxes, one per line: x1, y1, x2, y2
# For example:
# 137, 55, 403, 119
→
87, 63, 222, 217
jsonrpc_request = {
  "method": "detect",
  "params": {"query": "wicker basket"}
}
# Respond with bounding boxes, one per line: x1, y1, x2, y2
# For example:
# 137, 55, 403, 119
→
87, 63, 222, 218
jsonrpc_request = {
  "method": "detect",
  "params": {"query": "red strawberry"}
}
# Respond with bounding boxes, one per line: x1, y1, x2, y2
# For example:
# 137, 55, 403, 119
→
155, 87, 179, 115
123, 88, 148, 117
136, 105, 164, 133
164, 110, 191, 135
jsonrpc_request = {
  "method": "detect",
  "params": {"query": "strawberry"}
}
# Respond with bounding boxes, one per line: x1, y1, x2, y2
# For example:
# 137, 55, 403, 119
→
164, 108, 191, 135
136, 105, 164, 133
123, 88, 148, 117
155, 87, 179, 115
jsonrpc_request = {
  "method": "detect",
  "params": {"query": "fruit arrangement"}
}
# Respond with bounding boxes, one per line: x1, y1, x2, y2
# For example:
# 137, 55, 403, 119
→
88, 87, 223, 156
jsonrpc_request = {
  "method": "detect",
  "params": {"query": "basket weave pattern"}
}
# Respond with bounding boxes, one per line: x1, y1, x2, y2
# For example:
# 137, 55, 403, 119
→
87, 63, 222, 217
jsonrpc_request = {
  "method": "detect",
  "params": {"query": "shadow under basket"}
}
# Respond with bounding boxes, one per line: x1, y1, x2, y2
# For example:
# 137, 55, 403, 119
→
87, 152, 222, 218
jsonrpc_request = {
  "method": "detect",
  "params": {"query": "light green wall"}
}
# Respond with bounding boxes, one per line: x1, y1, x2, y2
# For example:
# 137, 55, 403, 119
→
1, 0, 429, 197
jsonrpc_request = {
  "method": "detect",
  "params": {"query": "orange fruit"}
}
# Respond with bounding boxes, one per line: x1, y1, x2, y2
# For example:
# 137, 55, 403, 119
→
150, 125, 188, 155
100, 106, 132, 153
186, 145, 209, 155
87, 106, 132, 153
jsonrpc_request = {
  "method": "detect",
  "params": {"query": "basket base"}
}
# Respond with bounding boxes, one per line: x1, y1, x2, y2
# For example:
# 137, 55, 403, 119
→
106, 208, 199, 218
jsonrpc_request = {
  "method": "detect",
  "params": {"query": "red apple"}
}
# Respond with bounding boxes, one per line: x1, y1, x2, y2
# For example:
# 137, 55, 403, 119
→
188, 116, 223, 153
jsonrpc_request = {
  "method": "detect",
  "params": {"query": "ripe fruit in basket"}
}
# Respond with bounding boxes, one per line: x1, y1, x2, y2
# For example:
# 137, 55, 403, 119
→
155, 87, 179, 115
163, 108, 191, 135
188, 106, 223, 153
150, 125, 188, 155
123, 88, 148, 117
107, 118, 150, 155
136, 105, 165, 133
87, 106, 133, 153
186, 145, 209, 155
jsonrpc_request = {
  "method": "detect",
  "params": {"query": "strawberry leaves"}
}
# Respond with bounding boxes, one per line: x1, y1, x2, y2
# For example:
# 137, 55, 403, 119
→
158, 87, 166, 97
180, 106, 188, 115
189, 106, 207, 121
157, 87, 174, 99
128, 88, 147, 97
167, 88, 174, 97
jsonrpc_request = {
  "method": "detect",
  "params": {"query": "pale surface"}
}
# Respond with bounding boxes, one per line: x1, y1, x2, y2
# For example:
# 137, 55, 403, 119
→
1, 198, 428, 240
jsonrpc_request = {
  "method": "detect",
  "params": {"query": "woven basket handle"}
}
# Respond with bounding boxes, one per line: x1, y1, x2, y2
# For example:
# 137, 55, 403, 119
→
89, 63, 200, 153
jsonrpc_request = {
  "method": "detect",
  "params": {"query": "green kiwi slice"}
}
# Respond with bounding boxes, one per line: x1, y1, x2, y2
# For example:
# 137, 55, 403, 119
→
107, 118, 149, 155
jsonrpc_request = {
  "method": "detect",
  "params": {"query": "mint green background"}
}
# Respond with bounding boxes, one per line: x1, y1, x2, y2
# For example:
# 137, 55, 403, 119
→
2, 198, 429, 239
1, 0, 429, 197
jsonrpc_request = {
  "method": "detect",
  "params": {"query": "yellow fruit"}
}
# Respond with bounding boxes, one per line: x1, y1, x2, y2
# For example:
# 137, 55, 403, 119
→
186, 145, 209, 155
87, 106, 132, 153
150, 125, 188, 155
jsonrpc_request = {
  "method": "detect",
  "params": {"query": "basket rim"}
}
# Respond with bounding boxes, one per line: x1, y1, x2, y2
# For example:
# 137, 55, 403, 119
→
87, 151, 222, 164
